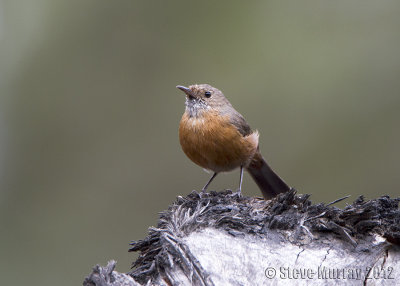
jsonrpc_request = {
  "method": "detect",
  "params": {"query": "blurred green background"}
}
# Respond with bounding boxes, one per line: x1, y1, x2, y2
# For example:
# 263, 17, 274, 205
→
1, 1, 399, 285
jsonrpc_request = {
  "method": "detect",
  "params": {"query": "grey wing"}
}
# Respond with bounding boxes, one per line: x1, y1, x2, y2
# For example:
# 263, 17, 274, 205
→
229, 111, 253, 137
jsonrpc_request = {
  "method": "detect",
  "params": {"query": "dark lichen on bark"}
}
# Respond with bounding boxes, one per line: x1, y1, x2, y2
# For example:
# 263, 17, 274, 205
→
84, 190, 400, 286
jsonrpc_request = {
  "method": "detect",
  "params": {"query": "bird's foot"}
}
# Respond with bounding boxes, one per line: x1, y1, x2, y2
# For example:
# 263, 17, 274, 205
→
231, 188, 242, 198
199, 188, 209, 198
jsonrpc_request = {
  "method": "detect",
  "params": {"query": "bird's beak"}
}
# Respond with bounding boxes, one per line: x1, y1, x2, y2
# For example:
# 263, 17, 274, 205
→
176, 85, 193, 97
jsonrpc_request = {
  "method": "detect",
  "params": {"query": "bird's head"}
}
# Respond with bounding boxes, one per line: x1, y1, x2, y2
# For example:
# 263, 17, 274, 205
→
176, 84, 231, 117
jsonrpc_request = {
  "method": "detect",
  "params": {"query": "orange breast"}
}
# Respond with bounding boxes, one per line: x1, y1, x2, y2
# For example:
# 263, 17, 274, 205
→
179, 111, 259, 172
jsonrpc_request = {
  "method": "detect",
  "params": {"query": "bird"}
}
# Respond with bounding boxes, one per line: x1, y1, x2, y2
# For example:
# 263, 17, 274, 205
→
177, 84, 291, 199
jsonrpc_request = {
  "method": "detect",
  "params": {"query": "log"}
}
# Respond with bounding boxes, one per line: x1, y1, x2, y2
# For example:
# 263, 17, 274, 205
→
84, 190, 400, 286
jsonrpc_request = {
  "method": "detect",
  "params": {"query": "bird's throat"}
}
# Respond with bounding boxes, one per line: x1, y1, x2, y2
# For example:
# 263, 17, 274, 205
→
185, 98, 209, 118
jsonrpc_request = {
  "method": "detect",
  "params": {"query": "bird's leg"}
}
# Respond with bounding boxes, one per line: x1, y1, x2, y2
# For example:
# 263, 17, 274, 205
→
202, 172, 218, 192
237, 166, 244, 196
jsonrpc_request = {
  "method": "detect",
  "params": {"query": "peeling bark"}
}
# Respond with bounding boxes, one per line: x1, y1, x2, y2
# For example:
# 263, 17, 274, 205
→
84, 190, 400, 285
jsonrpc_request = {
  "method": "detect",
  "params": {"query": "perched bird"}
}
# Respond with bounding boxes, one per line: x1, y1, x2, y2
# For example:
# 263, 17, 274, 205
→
177, 84, 290, 199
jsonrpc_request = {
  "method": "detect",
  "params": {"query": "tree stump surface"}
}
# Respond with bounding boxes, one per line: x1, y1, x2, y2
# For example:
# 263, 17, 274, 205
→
84, 190, 400, 286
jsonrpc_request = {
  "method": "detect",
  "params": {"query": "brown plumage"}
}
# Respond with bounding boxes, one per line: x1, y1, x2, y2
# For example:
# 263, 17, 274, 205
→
177, 84, 290, 199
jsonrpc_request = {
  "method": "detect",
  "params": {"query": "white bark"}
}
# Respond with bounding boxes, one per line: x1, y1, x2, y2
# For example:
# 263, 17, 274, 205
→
84, 190, 400, 286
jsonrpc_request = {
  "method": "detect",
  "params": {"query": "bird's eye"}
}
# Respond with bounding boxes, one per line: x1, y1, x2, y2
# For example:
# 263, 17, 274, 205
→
204, 91, 211, 98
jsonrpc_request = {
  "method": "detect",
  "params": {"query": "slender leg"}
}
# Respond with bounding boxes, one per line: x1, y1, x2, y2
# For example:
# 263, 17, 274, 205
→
237, 166, 244, 196
202, 172, 218, 192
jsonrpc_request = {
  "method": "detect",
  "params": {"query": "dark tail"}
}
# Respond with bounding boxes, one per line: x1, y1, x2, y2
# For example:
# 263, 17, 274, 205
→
246, 152, 290, 199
